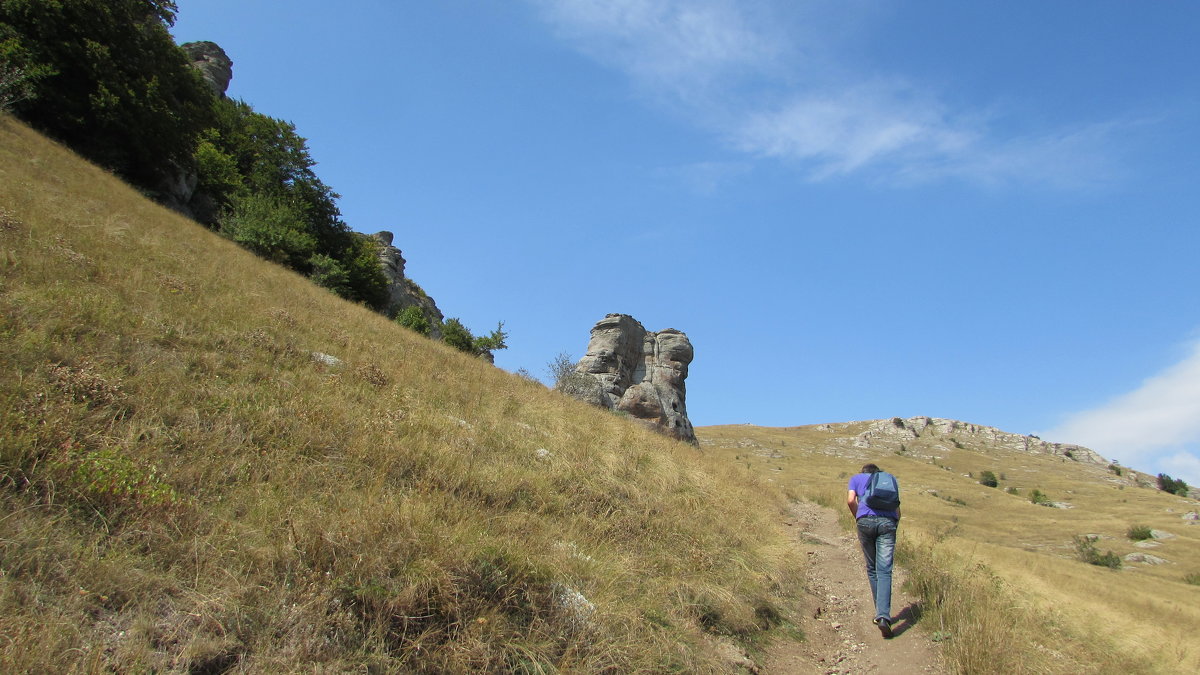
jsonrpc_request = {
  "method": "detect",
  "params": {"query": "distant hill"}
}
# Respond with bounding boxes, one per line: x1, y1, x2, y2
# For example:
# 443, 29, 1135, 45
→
0, 116, 800, 673
698, 421, 1200, 673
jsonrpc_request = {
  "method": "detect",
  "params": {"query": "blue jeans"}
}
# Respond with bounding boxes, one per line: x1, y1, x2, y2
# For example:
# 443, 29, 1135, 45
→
856, 515, 897, 622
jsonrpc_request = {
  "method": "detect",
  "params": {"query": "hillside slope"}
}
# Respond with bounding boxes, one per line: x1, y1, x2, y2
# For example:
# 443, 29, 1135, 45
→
699, 421, 1200, 674
0, 117, 802, 673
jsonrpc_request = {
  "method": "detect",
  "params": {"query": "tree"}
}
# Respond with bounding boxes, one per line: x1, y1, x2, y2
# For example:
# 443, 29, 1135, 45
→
219, 193, 315, 268
0, 0, 213, 190
472, 322, 508, 355
203, 99, 388, 310
547, 351, 600, 400
546, 352, 577, 387
441, 318, 476, 354
441, 318, 509, 360
1157, 473, 1190, 497
978, 471, 999, 488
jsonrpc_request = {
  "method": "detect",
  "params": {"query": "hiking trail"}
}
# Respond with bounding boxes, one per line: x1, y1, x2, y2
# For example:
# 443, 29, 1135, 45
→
761, 501, 945, 674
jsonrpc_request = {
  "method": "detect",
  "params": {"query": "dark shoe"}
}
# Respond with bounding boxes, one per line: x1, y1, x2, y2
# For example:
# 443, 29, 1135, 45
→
874, 616, 893, 639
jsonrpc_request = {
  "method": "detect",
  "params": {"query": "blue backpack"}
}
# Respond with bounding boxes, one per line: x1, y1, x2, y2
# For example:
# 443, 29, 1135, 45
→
865, 471, 901, 511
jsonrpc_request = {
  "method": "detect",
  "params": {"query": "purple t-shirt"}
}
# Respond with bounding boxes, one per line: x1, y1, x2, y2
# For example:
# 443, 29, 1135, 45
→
848, 472, 900, 520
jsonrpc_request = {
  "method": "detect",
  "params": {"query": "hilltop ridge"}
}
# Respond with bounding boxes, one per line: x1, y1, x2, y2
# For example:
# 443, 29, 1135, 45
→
719, 416, 1198, 499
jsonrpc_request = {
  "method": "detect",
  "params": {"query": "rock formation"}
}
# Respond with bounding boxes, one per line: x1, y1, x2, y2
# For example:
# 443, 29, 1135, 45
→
848, 416, 1111, 465
181, 41, 233, 97
372, 231, 444, 338
164, 41, 234, 220
562, 314, 696, 444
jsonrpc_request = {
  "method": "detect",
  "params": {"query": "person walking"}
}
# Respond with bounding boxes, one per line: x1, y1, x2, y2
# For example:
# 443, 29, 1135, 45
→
847, 463, 901, 638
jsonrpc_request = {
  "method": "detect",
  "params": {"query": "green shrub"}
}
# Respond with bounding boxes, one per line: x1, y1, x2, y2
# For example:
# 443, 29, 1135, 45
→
1184, 573, 1200, 586
1006, 487, 1019, 495
442, 318, 509, 359
47, 445, 180, 513
1157, 473, 1190, 497
395, 306, 432, 336
1029, 489, 1050, 505
938, 494, 968, 507
308, 253, 351, 296
1108, 464, 1123, 476
979, 470, 999, 488
442, 317, 476, 354
220, 193, 315, 267
1073, 535, 1121, 570
1126, 525, 1153, 541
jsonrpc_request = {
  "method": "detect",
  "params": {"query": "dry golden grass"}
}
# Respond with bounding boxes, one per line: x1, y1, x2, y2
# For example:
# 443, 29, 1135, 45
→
0, 116, 805, 673
698, 423, 1200, 674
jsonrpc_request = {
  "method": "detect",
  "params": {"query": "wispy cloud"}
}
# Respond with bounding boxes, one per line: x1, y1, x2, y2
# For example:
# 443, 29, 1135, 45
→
1043, 339, 1200, 486
529, 0, 1122, 187
530, 0, 780, 100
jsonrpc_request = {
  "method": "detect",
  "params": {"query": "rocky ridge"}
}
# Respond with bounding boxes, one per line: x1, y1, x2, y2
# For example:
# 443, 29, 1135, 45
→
826, 416, 1110, 465
562, 314, 696, 444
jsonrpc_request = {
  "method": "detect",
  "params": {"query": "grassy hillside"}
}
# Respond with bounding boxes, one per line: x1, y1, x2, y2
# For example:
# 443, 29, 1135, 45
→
0, 116, 803, 673
699, 422, 1200, 674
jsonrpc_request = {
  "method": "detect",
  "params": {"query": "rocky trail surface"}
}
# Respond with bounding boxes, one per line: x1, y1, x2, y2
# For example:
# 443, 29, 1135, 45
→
761, 501, 945, 674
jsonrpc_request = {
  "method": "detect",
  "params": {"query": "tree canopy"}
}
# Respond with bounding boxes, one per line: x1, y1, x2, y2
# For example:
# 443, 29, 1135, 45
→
0, 0, 212, 190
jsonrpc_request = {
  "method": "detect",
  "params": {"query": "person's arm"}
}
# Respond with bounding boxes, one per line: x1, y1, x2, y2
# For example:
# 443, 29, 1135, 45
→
847, 489, 859, 519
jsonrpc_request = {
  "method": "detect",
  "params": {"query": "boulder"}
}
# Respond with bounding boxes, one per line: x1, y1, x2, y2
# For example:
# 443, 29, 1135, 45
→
1123, 552, 1168, 565
181, 41, 233, 97
565, 314, 696, 444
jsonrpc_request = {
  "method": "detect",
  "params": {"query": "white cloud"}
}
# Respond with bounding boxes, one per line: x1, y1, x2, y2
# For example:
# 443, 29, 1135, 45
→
529, 0, 1120, 187
1043, 339, 1200, 486
530, 0, 779, 99
732, 81, 977, 179
1161, 452, 1200, 490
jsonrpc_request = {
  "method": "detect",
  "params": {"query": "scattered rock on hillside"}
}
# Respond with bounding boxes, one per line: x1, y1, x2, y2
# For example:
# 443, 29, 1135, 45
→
845, 416, 1109, 465
1149, 529, 1175, 540
561, 314, 696, 444
551, 584, 595, 631
310, 352, 343, 369
1123, 553, 1169, 565
182, 41, 233, 97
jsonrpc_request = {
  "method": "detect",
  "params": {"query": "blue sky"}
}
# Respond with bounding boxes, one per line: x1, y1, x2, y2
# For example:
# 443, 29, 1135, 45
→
172, 1, 1200, 486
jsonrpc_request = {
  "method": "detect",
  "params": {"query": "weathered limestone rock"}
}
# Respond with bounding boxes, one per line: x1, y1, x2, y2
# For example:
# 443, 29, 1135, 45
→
1123, 552, 1169, 565
850, 416, 1111, 465
565, 314, 696, 444
181, 41, 233, 97
372, 231, 444, 339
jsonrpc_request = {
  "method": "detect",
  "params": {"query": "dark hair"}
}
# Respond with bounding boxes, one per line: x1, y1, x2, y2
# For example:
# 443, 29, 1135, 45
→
862, 463, 881, 474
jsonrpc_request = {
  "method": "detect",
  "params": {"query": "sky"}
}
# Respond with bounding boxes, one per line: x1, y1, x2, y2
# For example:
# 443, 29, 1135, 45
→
171, 1, 1200, 487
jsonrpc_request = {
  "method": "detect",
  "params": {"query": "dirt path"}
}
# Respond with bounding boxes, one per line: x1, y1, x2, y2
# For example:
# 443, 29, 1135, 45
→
761, 501, 945, 674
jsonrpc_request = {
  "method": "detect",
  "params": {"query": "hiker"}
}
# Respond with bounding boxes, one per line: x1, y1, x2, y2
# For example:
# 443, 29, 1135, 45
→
847, 463, 901, 638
